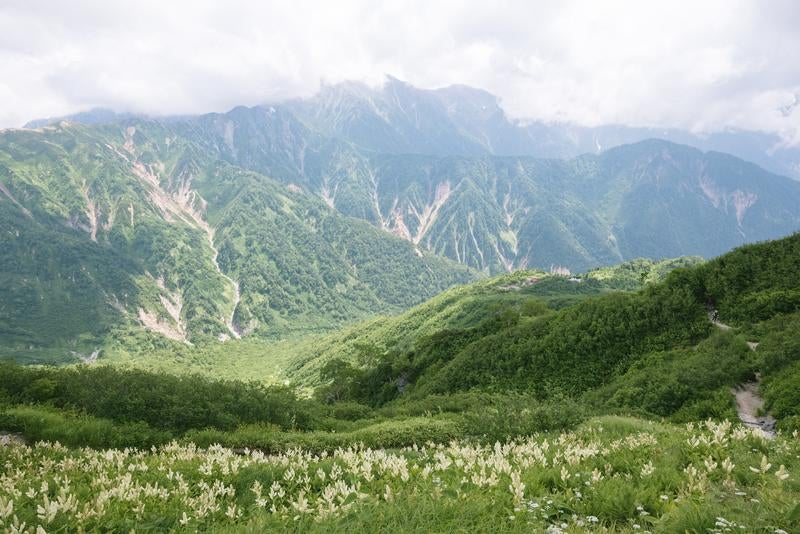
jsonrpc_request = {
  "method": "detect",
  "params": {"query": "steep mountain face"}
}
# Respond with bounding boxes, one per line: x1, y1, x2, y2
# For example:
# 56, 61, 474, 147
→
285, 78, 490, 156
6, 79, 800, 354
570, 141, 800, 260
25, 79, 800, 181
0, 122, 474, 354
163, 101, 800, 272
14, 100, 800, 280
362, 143, 800, 272
283, 78, 800, 179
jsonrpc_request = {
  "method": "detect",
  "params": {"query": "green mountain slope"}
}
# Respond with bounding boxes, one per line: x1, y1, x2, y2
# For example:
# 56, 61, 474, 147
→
5, 91, 800, 357
84, 257, 699, 385
161, 103, 800, 273
277, 257, 704, 385
0, 122, 474, 357
313, 233, 800, 416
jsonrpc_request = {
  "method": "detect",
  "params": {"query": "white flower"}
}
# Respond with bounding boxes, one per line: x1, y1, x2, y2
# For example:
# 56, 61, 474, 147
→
591, 468, 603, 483
0, 497, 13, 520
751, 455, 772, 474
721, 457, 735, 474
703, 457, 717, 472
641, 461, 655, 477
509, 472, 525, 504
560, 466, 571, 482
775, 465, 789, 481
36, 495, 58, 524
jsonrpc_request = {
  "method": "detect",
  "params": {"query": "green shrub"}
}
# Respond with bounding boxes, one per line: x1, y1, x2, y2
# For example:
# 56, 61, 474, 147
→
458, 394, 587, 441
186, 416, 462, 453
0, 405, 171, 448
587, 331, 753, 420
0, 362, 323, 433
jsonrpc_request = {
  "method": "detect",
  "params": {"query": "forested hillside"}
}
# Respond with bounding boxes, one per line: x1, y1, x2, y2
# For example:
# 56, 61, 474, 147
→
87, 257, 699, 385
16, 81, 800, 277
4, 82, 800, 361
312, 233, 800, 429
0, 122, 474, 359
167, 100, 800, 273
1, 234, 800, 532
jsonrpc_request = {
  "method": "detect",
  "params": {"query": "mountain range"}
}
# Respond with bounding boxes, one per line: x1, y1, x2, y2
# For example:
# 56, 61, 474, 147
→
27, 76, 800, 180
3, 77, 800, 354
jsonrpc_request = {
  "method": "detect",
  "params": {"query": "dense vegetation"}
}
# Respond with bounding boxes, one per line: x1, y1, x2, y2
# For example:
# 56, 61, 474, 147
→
586, 331, 754, 421
4, 79, 800, 531
314, 272, 710, 404
309, 234, 800, 417
5, 93, 800, 362
2, 234, 800, 531
1, 417, 797, 532
2, 233, 799, 446
0, 123, 474, 356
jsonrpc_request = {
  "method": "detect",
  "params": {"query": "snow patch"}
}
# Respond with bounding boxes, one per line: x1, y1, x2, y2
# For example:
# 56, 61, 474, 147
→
71, 349, 101, 364
699, 174, 758, 225
223, 120, 237, 157
321, 179, 338, 208
699, 175, 722, 208
80, 182, 99, 241
123, 126, 136, 153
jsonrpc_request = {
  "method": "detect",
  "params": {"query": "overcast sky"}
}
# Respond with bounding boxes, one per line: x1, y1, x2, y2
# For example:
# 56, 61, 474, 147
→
1, 0, 799, 144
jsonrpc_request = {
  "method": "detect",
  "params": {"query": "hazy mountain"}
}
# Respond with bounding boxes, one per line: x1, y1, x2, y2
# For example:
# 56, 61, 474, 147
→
282, 78, 800, 179
6, 79, 800, 354
23, 108, 144, 129
153, 101, 800, 273
29, 79, 800, 179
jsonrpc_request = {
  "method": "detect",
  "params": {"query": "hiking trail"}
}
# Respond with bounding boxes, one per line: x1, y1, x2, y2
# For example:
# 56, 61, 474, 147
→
710, 310, 776, 438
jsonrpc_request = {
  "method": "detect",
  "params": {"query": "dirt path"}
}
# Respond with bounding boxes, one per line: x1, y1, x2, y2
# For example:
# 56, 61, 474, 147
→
731, 380, 776, 438
708, 310, 732, 330
0, 433, 26, 447
709, 310, 776, 437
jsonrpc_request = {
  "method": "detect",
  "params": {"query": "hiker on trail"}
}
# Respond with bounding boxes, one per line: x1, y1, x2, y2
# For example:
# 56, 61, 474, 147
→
712, 310, 720, 322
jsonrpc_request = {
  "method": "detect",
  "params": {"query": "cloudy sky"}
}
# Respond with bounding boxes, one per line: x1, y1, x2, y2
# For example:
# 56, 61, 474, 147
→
1, 0, 799, 143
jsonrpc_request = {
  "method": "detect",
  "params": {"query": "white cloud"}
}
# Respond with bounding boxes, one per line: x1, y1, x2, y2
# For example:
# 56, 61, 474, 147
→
0, 0, 798, 143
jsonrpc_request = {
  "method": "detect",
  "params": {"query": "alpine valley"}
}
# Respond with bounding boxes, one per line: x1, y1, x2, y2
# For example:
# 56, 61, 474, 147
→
3, 78, 800, 358
3, 78, 800, 533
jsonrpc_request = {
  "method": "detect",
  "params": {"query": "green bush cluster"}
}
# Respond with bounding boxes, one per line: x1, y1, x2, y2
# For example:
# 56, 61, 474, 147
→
316, 282, 709, 405
0, 406, 170, 448
187, 417, 463, 453
694, 232, 800, 325
587, 331, 755, 421
0, 363, 320, 433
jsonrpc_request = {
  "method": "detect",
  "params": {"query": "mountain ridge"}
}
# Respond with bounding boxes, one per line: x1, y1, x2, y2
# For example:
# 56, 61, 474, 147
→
23, 78, 800, 179
4, 83, 800, 355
